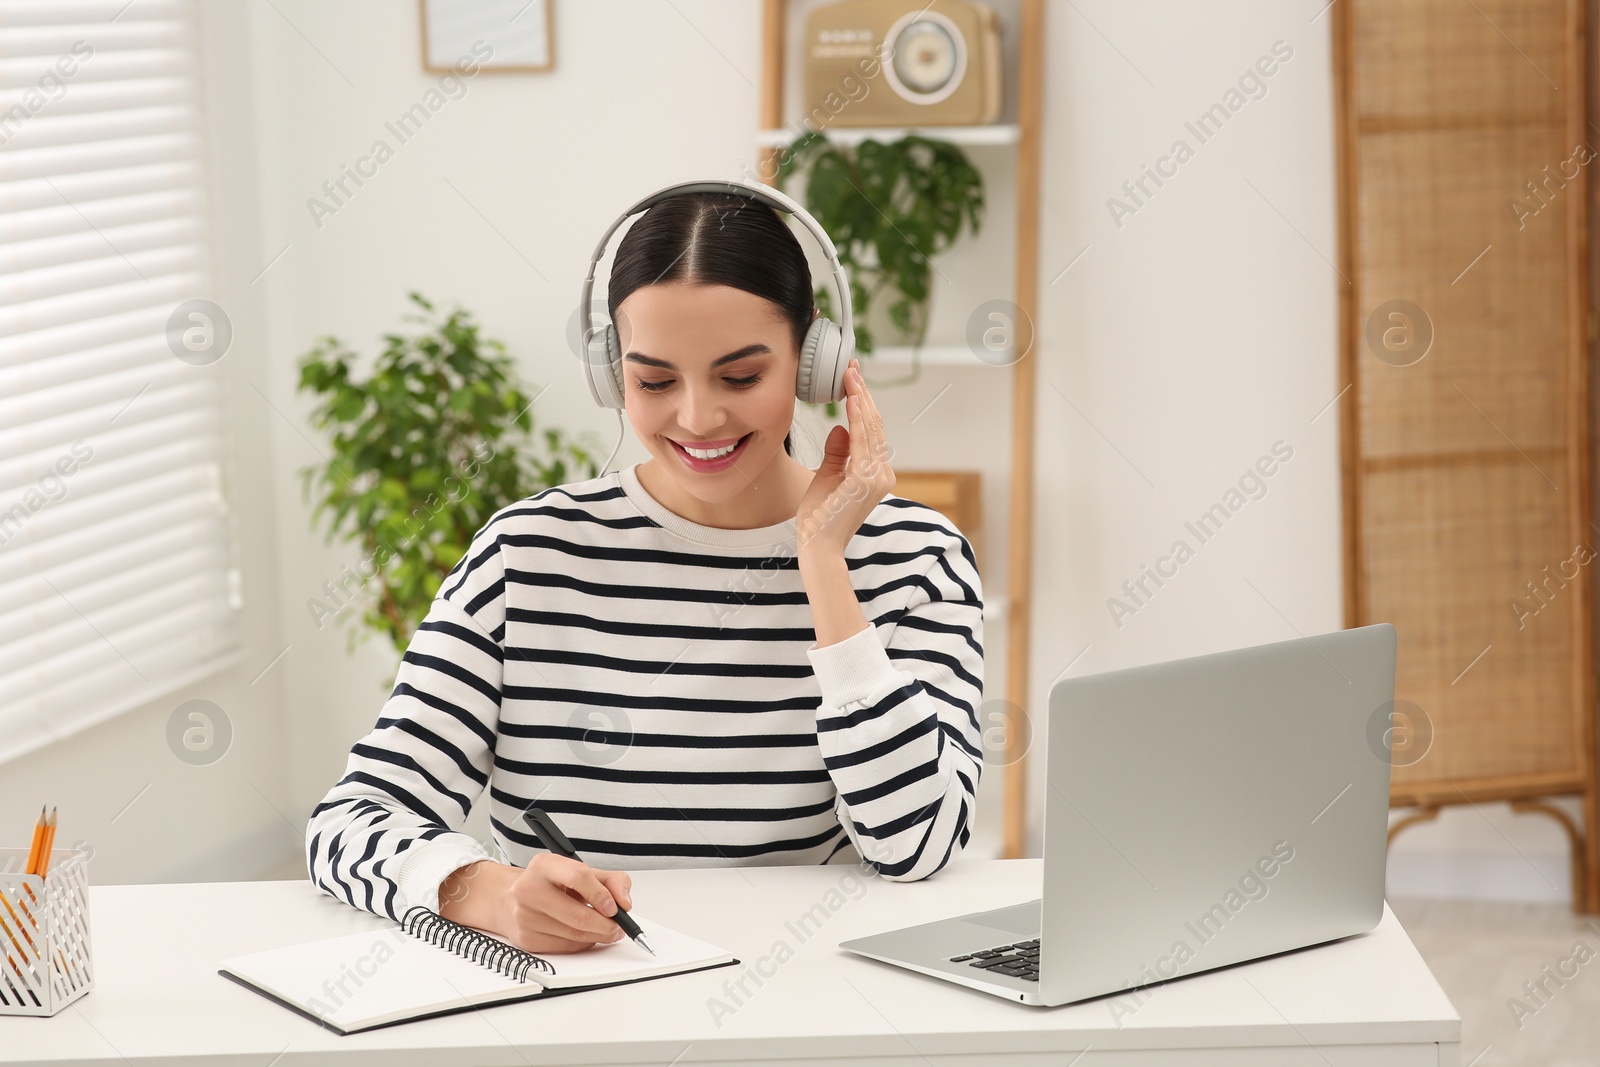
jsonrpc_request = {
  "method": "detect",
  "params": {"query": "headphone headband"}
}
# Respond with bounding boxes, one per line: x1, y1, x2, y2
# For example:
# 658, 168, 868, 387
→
578, 178, 855, 404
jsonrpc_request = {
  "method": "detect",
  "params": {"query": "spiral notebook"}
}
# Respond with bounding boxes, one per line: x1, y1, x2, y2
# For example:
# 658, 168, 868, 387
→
218, 905, 739, 1035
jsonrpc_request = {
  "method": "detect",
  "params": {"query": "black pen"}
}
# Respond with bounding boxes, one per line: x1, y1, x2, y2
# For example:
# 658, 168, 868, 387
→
522, 806, 655, 956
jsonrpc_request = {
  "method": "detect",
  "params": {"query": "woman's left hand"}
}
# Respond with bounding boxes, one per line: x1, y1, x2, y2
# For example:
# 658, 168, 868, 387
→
796, 358, 896, 559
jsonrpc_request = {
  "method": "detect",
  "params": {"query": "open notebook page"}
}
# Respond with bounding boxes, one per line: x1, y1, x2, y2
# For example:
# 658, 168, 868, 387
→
220, 924, 539, 1033
219, 914, 735, 1034
498, 914, 735, 989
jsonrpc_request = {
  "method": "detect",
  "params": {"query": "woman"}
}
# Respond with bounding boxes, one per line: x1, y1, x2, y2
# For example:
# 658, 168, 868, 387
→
306, 189, 985, 955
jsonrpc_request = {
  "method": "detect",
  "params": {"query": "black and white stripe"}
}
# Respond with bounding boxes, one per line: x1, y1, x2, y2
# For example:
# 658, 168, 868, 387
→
306, 464, 986, 920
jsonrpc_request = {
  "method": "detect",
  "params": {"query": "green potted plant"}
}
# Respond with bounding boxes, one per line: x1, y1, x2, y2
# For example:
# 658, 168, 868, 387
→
296, 291, 602, 656
776, 130, 985, 408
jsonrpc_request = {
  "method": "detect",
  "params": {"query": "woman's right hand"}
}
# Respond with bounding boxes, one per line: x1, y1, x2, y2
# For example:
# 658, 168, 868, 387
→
498, 852, 635, 954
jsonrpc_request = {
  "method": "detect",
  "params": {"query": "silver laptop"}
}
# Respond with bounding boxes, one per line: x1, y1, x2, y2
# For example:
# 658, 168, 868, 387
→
839, 623, 1396, 1007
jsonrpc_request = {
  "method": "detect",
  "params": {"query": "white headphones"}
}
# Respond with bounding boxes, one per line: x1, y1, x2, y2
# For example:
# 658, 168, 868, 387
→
578, 178, 855, 413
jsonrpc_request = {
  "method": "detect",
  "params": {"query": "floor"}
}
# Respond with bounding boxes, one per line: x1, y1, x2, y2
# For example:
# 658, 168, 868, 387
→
1389, 897, 1600, 1067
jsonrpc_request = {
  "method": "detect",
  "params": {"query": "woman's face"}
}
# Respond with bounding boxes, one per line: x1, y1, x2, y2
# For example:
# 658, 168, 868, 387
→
617, 281, 802, 507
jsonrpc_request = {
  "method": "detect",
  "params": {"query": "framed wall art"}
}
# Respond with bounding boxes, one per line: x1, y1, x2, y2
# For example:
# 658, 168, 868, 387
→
420, 0, 554, 73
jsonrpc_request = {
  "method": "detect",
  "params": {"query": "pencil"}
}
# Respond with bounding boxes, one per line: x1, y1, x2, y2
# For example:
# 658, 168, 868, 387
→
20, 807, 57, 912
0, 886, 37, 953
13, 807, 76, 990
0, 911, 36, 988
18, 808, 53, 914
0, 911, 29, 958
1, 812, 40, 989
0, 927, 36, 1004
35, 808, 57, 880
23, 806, 45, 877
17, 804, 48, 923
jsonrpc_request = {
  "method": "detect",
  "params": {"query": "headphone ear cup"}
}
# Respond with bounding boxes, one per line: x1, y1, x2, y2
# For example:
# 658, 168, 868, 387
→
797, 317, 849, 405
583, 322, 626, 410
604, 324, 625, 408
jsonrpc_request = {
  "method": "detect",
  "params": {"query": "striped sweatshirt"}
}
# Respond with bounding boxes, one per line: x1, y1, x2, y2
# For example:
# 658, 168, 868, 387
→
305, 462, 985, 922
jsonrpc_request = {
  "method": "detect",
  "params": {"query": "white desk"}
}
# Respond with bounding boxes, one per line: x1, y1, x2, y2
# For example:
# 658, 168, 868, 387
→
0, 858, 1460, 1066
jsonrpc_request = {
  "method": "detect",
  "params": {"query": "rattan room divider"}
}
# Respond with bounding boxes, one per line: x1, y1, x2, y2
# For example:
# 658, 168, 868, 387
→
1332, 0, 1600, 911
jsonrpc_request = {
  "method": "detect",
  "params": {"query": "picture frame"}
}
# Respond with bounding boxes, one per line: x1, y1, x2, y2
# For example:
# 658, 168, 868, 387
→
419, 0, 554, 73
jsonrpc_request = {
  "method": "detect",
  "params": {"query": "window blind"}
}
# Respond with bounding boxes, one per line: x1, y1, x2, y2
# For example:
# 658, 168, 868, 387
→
0, 0, 242, 763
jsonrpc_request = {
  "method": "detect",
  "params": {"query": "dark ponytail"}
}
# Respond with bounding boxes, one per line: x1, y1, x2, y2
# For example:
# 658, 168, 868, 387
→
609, 190, 812, 459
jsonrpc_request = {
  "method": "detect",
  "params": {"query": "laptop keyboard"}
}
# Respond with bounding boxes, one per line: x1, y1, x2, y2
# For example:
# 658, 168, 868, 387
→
949, 938, 1039, 981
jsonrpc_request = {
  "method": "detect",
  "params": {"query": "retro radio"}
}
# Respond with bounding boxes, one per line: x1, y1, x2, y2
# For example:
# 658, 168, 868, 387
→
802, 0, 1003, 127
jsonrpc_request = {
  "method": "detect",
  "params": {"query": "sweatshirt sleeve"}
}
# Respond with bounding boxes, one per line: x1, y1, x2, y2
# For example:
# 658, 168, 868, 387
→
807, 519, 985, 881
305, 524, 508, 922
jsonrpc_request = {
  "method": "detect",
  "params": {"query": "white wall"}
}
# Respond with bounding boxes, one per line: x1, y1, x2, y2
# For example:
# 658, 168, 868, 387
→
1024, 0, 1574, 901
1, 0, 1570, 903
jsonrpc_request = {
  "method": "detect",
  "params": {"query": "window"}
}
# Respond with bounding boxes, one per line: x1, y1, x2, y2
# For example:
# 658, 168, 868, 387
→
0, 0, 242, 763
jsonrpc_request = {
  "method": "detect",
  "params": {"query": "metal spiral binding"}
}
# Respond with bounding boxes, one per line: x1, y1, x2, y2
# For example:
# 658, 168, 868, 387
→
401, 905, 556, 982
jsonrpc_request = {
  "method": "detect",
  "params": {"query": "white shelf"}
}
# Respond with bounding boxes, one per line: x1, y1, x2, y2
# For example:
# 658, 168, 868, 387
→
757, 124, 1021, 148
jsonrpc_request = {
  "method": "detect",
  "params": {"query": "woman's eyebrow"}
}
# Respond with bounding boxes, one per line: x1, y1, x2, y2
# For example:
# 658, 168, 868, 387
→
623, 343, 772, 371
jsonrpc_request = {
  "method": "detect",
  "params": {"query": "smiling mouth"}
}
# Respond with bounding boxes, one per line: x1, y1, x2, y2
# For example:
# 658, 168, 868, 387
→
670, 433, 752, 461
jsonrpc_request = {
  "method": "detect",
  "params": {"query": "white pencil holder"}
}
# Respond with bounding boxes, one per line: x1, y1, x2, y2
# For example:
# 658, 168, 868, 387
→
0, 846, 94, 1017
